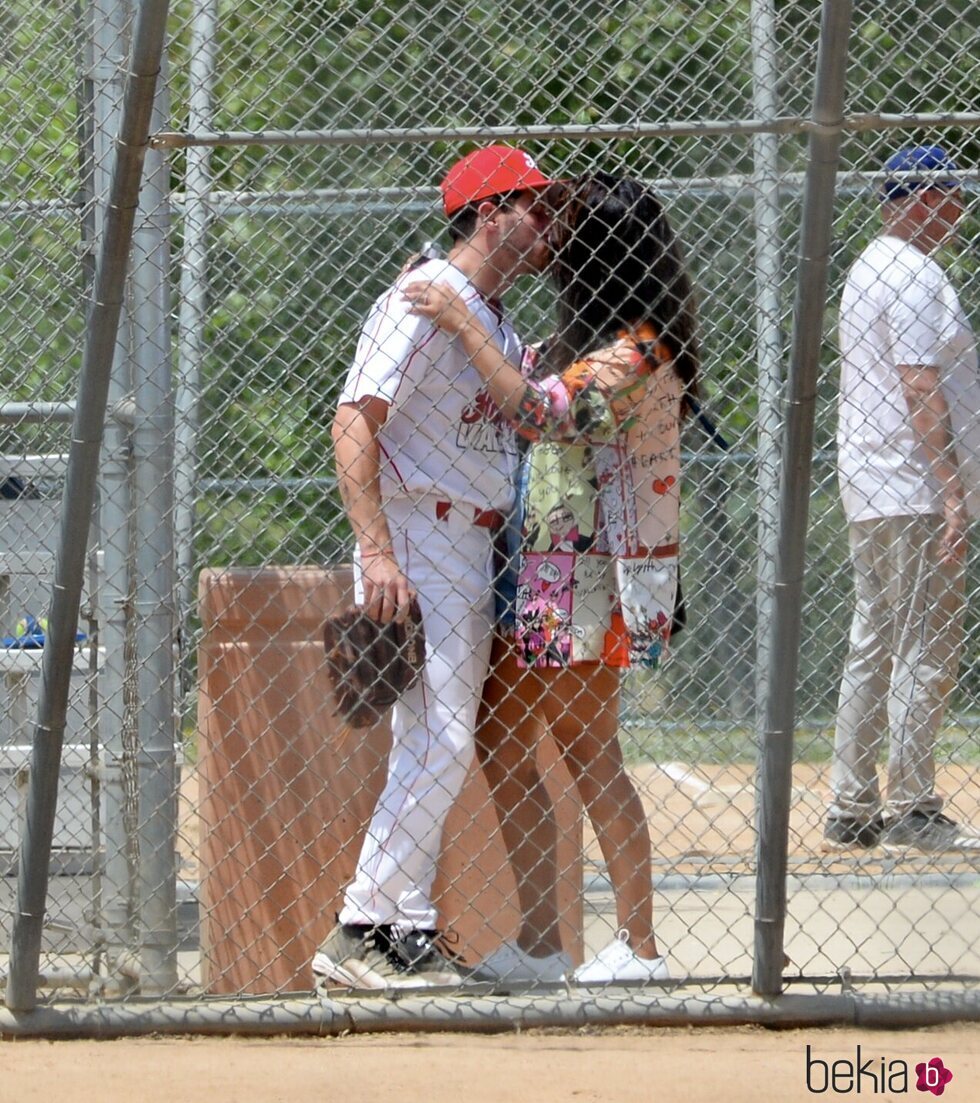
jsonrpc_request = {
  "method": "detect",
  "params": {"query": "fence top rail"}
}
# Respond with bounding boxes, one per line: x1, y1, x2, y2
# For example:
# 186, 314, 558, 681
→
151, 117, 813, 149
151, 112, 980, 151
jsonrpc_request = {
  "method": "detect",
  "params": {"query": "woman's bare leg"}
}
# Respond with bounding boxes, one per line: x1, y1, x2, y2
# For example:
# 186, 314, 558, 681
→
476, 639, 564, 956
542, 666, 658, 959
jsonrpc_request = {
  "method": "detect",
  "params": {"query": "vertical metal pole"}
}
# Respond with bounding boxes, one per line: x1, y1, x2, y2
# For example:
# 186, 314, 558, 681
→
750, 0, 783, 724
5, 0, 173, 1013
74, 0, 106, 982
174, 0, 217, 669
752, 0, 853, 996
90, 0, 140, 996
129, 62, 179, 995
74, 0, 98, 294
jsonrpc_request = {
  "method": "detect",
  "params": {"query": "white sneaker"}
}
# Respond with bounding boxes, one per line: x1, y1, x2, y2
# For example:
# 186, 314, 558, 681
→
570, 930, 670, 985
472, 940, 571, 983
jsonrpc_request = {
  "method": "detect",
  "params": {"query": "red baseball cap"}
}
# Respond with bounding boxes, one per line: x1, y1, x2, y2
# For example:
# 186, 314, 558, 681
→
440, 145, 555, 216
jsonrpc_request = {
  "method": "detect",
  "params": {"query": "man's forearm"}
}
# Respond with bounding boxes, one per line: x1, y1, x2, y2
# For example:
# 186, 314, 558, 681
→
911, 404, 962, 500
332, 399, 413, 618
901, 369, 970, 561
332, 404, 394, 553
902, 371, 963, 501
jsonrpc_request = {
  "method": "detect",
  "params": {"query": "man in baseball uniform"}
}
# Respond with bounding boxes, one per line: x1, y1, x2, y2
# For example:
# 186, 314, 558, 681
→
314, 146, 555, 990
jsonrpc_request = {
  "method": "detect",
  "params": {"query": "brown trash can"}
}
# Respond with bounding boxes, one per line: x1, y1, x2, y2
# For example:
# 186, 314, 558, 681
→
196, 566, 583, 995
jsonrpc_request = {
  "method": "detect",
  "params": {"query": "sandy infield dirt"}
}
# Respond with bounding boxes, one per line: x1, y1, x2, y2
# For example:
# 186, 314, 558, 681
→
3, 1024, 979, 1103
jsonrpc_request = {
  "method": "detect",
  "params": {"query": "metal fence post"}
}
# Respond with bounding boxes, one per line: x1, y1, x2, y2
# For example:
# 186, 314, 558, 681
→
752, 0, 853, 997
91, 0, 140, 1000
750, 0, 784, 724
129, 59, 179, 996
4, 0, 173, 1014
174, 0, 217, 660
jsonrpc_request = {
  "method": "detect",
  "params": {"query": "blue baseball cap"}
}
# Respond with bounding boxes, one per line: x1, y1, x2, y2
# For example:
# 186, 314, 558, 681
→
880, 145, 959, 202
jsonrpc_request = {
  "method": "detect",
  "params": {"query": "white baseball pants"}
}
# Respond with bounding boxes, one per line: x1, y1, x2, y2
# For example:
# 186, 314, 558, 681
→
339, 496, 496, 930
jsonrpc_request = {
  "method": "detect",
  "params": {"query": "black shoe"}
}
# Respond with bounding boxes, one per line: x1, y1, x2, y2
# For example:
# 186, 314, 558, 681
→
387, 928, 463, 985
312, 922, 402, 990
881, 811, 980, 854
822, 813, 884, 851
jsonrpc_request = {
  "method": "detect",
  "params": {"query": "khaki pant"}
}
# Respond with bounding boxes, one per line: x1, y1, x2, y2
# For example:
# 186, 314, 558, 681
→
829, 514, 965, 821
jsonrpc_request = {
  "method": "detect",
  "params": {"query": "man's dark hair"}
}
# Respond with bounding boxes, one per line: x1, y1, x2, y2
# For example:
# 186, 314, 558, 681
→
546, 171, 701, 412
446, 190, 527, 243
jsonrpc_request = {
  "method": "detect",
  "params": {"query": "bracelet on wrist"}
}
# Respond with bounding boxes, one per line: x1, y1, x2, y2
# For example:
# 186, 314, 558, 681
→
360, 545, 395, 559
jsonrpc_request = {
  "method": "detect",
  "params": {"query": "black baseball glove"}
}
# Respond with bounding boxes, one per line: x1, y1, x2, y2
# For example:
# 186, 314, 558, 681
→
322, 598, 425, 728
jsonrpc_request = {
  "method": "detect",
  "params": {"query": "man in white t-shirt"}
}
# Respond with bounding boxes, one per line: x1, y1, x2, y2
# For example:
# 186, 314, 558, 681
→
826, 145, 980, 854
313, 146, 555, 990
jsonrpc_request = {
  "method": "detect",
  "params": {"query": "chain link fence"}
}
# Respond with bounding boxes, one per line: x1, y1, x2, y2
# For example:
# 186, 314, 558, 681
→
1, 0, 979, 1031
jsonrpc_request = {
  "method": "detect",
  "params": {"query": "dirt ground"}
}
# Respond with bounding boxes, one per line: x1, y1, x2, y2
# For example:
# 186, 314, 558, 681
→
3, 1024, 979, 1103
178, 758, 980, 881
610, 760, 980, 875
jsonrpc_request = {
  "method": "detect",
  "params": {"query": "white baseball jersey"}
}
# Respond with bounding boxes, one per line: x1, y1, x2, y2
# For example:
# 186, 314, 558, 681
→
339, 258, 521, 513
837, 234, 980, 524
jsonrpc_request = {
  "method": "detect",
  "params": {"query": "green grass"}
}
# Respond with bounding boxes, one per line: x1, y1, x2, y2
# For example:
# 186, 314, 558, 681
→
621, 720, 980, 767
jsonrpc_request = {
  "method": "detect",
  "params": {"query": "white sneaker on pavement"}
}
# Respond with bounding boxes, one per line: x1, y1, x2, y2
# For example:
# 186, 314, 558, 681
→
471, 940, 571, 983
570, 929, 670, 985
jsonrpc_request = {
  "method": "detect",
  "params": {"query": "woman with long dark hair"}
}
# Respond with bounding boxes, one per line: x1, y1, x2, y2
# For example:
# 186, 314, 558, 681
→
404, 171, 699, 984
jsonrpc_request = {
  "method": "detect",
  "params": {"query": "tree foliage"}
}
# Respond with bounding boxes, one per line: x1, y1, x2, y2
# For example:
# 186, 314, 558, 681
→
3, 1, 980, 716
